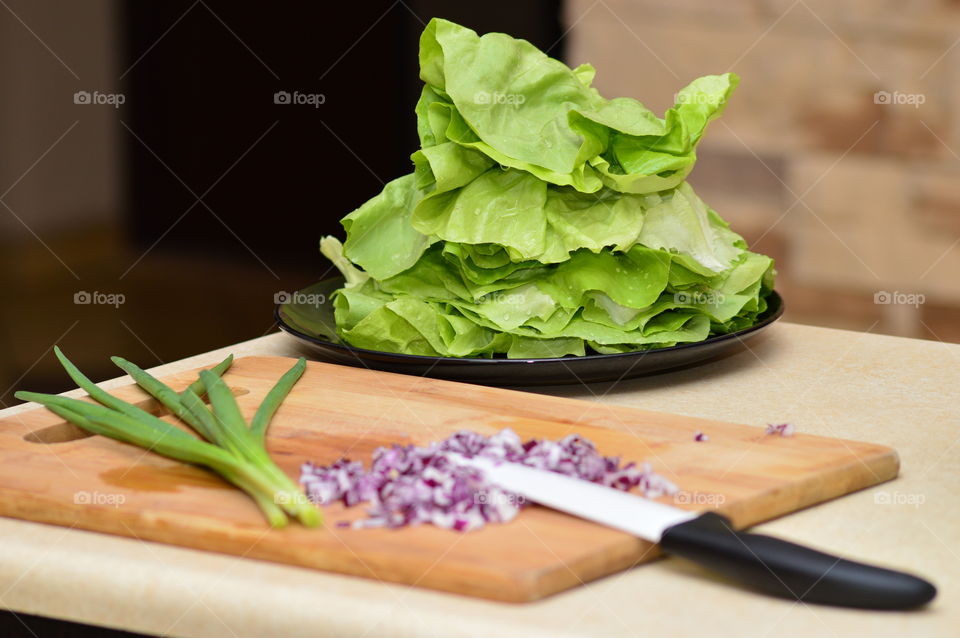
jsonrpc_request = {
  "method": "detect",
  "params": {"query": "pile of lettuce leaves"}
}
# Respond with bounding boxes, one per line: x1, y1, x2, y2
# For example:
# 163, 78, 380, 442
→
320, 18, 775, 359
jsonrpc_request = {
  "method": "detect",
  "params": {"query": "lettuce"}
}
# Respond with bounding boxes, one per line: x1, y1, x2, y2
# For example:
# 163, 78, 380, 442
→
321, 18, 774, 359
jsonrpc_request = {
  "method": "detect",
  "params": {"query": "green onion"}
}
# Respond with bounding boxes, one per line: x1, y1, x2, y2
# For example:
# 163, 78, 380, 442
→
199, 369, 255, 454
251, 357, 306, 442
179, 387, 231, 448
197, 366, 319, 527
181, 354, 233, 399
53, 346, 184, 435
15, 391, 232, 465
110, 355, 218, 441
17, 351, 321, 528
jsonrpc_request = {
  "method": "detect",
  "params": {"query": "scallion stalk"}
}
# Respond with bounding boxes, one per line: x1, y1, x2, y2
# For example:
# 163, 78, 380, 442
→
16, 351, 321, 528
251, 357, 306, 443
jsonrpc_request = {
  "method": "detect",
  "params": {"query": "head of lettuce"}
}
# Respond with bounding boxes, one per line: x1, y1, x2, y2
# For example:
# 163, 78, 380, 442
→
319, 18, 775, 359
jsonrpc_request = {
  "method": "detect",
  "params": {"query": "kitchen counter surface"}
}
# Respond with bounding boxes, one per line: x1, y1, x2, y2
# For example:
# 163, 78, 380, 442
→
0, 322, 956, 637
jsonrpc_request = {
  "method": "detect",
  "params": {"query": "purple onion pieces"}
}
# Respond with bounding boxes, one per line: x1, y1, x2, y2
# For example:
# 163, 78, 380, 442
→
300, 428, 678, 531
765, 423, 795, 437
693, 430, 709, 442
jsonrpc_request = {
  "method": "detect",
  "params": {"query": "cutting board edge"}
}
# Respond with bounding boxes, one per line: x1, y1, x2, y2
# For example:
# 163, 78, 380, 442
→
5, 355, 904, 462
719, 445, 900, 529
0, 495, 565, 603
225, 355, 901, 454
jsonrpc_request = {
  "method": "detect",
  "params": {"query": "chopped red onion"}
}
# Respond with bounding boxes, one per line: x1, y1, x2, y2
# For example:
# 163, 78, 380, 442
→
694, 431, 709, 442
765, 423, 795, 437
300, 428, 678, 531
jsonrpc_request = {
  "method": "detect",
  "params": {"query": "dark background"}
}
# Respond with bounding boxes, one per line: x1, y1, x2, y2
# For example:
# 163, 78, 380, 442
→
125, 0, 564, 268
0, 0, 564, 411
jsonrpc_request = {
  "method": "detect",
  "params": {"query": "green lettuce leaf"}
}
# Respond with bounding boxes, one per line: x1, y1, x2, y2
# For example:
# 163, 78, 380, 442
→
319, 18, 774, 359
341, 175, 432, 280
416, 18, 737, 194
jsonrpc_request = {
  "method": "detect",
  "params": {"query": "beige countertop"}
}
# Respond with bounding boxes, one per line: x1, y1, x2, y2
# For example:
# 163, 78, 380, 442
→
0, 322, 956, 637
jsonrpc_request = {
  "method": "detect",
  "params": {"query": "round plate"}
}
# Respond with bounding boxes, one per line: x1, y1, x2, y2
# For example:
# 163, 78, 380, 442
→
275, 278, 783, 386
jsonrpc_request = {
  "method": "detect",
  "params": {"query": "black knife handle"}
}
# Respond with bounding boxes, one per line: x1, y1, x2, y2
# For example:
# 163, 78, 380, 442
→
660, 512, 936, 609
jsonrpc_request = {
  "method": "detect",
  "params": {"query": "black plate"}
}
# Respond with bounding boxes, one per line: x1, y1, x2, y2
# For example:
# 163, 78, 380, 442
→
274, 278, 783, 386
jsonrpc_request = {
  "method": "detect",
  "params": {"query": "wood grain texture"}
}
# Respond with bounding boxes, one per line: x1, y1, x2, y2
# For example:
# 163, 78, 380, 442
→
0, 356, 899, 602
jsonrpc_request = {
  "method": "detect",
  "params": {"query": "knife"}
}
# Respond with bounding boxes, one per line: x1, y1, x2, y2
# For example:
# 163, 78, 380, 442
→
458, 456, 936, 609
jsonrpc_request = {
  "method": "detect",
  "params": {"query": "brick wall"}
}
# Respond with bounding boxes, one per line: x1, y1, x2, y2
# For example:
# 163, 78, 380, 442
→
566, 0, 960, 342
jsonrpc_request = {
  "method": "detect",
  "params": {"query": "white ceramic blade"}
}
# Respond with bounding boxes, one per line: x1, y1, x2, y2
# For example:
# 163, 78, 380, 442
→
460, 456, 696, 542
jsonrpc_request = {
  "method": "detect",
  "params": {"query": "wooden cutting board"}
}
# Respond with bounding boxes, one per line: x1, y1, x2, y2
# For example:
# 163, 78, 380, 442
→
0, 356, 898, 602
